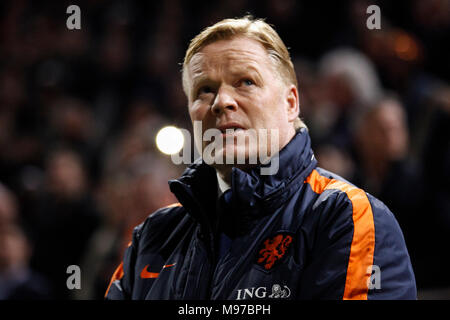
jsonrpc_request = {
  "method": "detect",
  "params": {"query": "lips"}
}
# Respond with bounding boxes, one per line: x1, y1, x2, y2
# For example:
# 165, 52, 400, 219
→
217, 122, 246, 134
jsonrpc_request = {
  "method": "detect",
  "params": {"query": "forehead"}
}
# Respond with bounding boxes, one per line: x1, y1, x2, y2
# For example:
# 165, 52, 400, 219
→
188, 37, 274, 76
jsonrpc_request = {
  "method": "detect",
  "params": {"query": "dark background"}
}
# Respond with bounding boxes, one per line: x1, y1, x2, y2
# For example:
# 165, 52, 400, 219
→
0, 0, 449, 299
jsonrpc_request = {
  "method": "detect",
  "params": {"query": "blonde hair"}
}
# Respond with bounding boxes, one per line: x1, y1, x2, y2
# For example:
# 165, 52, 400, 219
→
182, 15, 306, 130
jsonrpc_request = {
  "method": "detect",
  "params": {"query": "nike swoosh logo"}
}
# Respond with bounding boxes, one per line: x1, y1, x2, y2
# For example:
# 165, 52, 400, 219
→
140, 263, 176, 279
140, 265, 159, 279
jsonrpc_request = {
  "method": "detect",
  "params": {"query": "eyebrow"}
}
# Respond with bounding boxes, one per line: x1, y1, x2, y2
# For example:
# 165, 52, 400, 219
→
229, 65, 263, 82
191, 64, 264, 87
190, 75, 211, 93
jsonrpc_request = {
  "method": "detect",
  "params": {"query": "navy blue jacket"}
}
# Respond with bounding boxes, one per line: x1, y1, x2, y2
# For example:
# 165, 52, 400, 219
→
105, 129, 417, 300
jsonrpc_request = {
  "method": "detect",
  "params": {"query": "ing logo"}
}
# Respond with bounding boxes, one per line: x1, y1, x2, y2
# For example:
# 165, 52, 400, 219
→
236, 284, 291, 300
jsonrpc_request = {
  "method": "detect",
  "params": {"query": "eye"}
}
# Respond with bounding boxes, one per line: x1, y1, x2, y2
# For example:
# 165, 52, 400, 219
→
242, 79, 254, 86
197, 85, 213, 96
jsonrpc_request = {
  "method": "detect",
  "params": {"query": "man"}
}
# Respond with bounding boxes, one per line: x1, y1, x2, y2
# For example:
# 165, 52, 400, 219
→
105, 16, 416, 300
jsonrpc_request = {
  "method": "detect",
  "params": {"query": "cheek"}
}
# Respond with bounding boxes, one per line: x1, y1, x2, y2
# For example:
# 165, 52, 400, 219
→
189, 102, 216, 132
246, 94, 285, 126
188, 102, 205, 121
189, 102, 214, 148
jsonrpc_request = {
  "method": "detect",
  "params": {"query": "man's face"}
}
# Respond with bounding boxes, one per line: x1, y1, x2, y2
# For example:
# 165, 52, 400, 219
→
185, 36, 298, 170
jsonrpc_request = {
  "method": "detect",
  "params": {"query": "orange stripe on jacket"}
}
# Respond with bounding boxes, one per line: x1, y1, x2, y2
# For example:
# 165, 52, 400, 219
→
304, 169, 375, 300
104, 262, 124, 298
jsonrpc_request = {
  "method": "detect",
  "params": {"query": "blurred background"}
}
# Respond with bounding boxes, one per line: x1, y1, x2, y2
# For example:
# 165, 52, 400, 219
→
0, 0, 449, 300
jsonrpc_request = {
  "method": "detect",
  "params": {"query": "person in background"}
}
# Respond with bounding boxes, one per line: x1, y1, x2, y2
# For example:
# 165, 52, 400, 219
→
0, 183, 53, 300
28, 148, 100, 299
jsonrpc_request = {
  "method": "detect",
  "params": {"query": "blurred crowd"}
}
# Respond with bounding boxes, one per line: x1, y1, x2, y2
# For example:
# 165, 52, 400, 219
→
0, 0, 449, 299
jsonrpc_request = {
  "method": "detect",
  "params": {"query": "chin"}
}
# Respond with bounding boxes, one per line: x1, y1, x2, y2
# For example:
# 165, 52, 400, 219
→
208, 144, 263, 175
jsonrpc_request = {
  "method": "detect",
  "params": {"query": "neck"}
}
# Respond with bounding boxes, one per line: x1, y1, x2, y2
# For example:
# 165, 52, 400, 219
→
216, 170, 231, 196
216, 166, 232, 185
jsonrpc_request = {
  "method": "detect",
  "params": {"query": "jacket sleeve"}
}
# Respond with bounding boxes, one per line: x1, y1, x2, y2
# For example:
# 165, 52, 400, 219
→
104, 226, 140, 300
297, 188, 416, 300
367, 195, 417, 299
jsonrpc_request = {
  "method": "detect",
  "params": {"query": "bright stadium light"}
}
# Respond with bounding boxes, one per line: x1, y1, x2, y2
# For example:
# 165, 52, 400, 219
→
156, 126, 184, 155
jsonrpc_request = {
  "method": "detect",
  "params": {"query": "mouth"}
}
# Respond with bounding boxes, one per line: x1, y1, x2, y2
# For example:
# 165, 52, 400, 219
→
216, 123, 246, 135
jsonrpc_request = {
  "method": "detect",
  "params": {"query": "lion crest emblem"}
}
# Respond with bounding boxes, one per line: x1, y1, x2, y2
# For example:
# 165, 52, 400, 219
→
257, 233, 293, 270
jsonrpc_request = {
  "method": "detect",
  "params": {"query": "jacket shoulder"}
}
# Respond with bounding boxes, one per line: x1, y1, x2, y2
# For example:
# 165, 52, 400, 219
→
307, 167, 401, 224
303, 167, 416, 299
304, 167, 364, 213
133, 203, 187, 241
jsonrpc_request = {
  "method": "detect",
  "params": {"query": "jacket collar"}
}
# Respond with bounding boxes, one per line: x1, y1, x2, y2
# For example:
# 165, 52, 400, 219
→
168, 128, 317, 225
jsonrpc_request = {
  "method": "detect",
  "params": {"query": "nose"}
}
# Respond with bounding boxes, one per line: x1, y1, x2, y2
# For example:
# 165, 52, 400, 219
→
211, 86, 238, 116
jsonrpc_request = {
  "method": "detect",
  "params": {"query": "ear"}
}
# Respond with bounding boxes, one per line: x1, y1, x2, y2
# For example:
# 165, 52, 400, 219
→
285, 84, 300, 122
